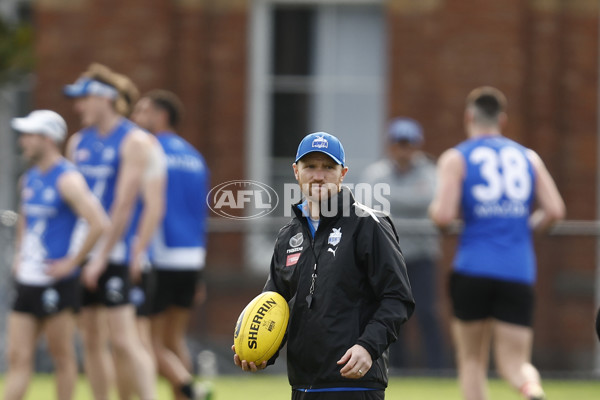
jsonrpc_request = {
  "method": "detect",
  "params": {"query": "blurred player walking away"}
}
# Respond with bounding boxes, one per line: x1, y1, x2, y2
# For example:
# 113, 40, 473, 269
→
233, 132, 414, 400
63, 63, 157, 400
429, 87, 565, 400
361, 117, 446, 371
4, 110, 108, 400
132, 90, 212, 400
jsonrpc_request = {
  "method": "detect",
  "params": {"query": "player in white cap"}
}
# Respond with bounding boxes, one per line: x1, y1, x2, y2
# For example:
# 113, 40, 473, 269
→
4, 110, 108, 400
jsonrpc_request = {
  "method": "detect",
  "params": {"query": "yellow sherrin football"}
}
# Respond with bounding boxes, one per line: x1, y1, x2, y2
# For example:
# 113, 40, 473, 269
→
234, 291, 289, 365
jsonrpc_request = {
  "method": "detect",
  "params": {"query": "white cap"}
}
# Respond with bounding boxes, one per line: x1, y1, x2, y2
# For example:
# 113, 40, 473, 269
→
11, 110, 67, 142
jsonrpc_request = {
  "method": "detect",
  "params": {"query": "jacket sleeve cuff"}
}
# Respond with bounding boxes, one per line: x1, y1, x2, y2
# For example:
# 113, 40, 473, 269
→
356, 339, 379, 362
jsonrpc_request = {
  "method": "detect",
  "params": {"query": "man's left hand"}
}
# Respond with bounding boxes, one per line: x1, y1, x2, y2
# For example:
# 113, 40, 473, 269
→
337, 344, 372, 379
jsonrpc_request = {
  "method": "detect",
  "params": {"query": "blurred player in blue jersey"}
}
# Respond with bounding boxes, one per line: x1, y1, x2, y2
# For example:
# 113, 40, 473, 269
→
126, 131, 167, 352
4, 110, 108, 400
132, 90, 211, 400
118, 116, 167, 400
429, 87, 565, 400
63, 63, 157, 400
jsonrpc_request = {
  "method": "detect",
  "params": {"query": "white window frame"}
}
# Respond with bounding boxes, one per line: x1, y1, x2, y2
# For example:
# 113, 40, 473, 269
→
247, 0, 385, 188
246, 0, 386, 273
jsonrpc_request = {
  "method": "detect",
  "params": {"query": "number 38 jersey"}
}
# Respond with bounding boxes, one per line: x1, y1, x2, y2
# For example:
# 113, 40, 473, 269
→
454, 135, 537, 284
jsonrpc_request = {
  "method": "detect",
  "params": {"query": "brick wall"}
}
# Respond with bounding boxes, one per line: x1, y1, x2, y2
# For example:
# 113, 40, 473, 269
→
32, 0, 599, 370
33, 0, 253, 342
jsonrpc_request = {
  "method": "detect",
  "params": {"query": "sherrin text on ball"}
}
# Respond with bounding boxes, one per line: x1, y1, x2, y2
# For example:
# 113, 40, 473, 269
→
234, 291, 289, 365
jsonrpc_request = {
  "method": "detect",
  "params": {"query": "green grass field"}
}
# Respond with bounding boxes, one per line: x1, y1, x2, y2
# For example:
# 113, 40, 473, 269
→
1, 374, 600, 400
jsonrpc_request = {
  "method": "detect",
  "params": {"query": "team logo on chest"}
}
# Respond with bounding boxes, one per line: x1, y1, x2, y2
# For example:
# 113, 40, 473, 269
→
42, 188, 56, 202
102, 147, 116, 162
328, 228, 342, 247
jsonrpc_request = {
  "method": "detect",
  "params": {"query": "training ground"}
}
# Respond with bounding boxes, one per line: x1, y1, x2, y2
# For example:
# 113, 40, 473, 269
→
1, 374, 599, 399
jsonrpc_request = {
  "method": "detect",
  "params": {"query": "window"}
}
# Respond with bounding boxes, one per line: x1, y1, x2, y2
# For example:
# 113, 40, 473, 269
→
247, 0, 386, 271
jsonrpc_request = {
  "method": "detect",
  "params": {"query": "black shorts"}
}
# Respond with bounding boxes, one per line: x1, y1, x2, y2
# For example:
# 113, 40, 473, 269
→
151, 269, 201, 314
129, 270, 156, 317
13, 277, 81, 318
82, 263, 131, 308
292, 390, 384, 400
449, 272, 534, 327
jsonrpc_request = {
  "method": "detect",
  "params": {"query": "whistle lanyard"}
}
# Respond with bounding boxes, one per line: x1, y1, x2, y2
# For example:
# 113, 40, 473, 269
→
297, 201, 321, 310
306, 262, 317, 309
305, 220, 324, 310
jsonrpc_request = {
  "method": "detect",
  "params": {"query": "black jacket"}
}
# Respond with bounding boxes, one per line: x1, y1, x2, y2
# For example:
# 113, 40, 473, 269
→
264, 186, 415, 390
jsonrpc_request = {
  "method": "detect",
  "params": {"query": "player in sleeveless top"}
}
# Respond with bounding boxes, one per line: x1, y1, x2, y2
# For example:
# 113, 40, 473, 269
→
63, 64, 157, 400
118, 113, 167, 400
132, 90, 212, 400
429, 87, 565, 400
4, 110, 108, 400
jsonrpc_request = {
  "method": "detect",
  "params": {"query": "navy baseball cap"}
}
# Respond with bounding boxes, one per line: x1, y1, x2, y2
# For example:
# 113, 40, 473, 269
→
295, 132, 345, 166
63, 77, 119, 99
388, 117, 423, 145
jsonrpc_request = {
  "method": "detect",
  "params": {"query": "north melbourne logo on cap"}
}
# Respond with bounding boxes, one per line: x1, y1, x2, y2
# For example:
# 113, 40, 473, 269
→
312, 136, 328, 149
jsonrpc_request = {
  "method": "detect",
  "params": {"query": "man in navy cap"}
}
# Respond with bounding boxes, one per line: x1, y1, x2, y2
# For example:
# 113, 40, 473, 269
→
234, 132, 415, 400
361, 117, 446, 371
